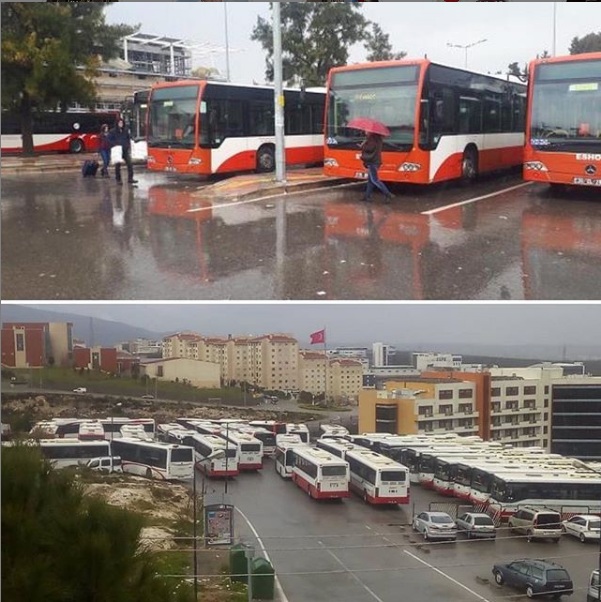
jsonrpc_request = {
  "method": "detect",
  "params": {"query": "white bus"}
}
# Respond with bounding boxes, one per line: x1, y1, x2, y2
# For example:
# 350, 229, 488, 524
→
488, 472, 601, 520
291, 446, 350, 500
274, 435, 306, 479
221, 431, 263, 470
190, 434, 239, 477
233, 425, 277, 457
31, 417, 156, 440
317, 439, 409, 505
319, 424, 350, 439
120, 424, 154, 441
110, 438, 194, 481
33, 439, 111, 469
286, 423, 310, 443
175, 419, 224, 437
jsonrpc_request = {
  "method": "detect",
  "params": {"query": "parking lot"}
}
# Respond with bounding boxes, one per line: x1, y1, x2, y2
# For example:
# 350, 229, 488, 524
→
220, 460, 599, 602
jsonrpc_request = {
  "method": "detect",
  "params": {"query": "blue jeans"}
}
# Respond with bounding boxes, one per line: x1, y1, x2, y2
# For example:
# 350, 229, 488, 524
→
366, 163, 391, 198
99, 149, 110, 174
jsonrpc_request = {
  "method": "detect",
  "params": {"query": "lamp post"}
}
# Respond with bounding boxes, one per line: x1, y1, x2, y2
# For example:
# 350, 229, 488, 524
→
446, 39, 487, 69
244, 545, 255, 602
552, 2, 557, 57
224, 3, 231, 82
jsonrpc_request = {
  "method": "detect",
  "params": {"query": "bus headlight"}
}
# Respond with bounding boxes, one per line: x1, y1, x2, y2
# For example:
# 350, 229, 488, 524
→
188, 158, 202, 165
524, 161, 548, 172
324, 158, 339, 167
399, 163, 421, 172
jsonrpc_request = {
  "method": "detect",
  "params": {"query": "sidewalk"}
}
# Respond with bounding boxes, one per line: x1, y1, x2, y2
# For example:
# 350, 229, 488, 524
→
1, 152, 103, 174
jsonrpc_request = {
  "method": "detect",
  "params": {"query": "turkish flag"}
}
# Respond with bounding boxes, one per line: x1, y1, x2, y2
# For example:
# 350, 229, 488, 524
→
310, 329, 326, 345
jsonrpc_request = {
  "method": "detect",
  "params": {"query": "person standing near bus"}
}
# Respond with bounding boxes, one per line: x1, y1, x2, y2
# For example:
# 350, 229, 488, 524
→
98, 124, 111, 177
360, 132, 394, 202
109, 118, 137, 185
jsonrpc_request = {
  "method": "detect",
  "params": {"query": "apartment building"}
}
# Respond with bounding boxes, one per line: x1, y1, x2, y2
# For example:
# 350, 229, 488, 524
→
299, 353, 363, 401
141, 358, 220, 389
2, 322, 73, 368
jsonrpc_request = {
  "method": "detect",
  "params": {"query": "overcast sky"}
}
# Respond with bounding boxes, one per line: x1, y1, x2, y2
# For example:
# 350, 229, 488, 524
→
105, 3, 600, 85
13, 303, 601, 349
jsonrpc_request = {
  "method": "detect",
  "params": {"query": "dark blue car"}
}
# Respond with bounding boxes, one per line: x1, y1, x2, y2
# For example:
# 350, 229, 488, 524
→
493, 559, 573, 599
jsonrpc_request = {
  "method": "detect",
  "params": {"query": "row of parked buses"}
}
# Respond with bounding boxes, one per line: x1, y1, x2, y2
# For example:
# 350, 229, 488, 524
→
140, 51, 600, 189
347, 432, 601, 521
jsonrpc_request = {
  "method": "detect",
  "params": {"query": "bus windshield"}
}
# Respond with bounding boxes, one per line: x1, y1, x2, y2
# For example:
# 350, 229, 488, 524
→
530, 59, 601, 152
171, 447, 193, 462
327, 65, 420, 151
321, 465, 347, 477
148, 85, 199, 149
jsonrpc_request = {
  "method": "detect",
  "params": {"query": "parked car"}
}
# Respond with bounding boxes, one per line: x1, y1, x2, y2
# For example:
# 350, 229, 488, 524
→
561, 515, 601, 543
456, 512, 497, 539
73, 387, 87, 393
507, 506, 562, 542
412, 511, 457, 541
587, 569, 600, 602
141, 394, 155, 400
83, 456, 122, 473
492, 558, 573, 599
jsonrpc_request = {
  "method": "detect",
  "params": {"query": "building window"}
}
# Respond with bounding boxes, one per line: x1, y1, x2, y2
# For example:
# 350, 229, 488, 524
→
491, 402, 500, 413
16, 333, 24, 352
419, 406, 433, 417
543, 426, 548, 434
440, 404, 454, 416
491, 387, 501, 397
544, 399, 549, 408
438, 389, 453, 400
157, 366, 164, 377
524, 385, 536, 395
544, 386, 549, 394
505, 386, 519, 396
506, 401, 518, 411
458, 389, 473, 399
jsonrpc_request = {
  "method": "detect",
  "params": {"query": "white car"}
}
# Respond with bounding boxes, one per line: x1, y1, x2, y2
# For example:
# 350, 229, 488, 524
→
73, 387, 87, 393
412, 511, 457, 541
455, 512, 497, 539
562, 515, 601, 543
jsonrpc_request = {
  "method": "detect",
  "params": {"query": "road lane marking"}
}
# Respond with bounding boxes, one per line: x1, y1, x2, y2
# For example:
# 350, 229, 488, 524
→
187, 181, 362, 214
403, 550, 492, 602
235, 507, 290, 602
420, 182, 532, 216
318, 541, 386, 602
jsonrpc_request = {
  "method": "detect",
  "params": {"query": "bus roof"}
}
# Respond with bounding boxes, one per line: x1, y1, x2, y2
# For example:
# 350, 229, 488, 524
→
34, 439, 109, 447
529, 51, 601, 69
117, 438, 189, 450
223, 431, 262, 444
150, 79, 325, 95
192, 434, 236, 449
345, 448, 408, 470
293, 446, 348, 465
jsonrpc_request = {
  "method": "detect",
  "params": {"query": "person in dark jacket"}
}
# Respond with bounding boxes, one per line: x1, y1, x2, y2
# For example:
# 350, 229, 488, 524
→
109, 118, 137, 185
360, 132, 393, 202
98, 123, 111, 177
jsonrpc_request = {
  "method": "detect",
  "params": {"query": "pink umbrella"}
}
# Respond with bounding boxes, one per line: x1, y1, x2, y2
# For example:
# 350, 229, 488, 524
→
347, 117, 391, 137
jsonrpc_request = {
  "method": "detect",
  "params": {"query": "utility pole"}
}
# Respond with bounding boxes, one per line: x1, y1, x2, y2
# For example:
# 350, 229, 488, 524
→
272, 2, 286, 183
192, 471, 198, 601
552, 2, 557, 57
224, 3, 231, 81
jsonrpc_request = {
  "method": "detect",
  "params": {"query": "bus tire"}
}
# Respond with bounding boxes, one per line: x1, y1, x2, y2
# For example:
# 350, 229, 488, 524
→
69, 138, 85, 154
363, 490, 368, 503
256, 145, 275, 173
145, 467, 153, 480
461, 146, 478, 183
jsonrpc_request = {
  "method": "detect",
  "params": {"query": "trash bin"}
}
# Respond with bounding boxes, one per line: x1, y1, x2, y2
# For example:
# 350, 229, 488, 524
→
251, 557, 275, 600
229, 544, 248, 583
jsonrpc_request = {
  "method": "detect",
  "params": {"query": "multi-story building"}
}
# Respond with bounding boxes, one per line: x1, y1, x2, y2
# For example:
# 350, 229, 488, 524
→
372, 342, 393, 367
412, 352, 464, 372
118, 339, 163, 357
141, 358, 220, 389
363, 365, 420, 389
73, 347, 118, 374
1, 322, 73, 368
359, 378, 479, 436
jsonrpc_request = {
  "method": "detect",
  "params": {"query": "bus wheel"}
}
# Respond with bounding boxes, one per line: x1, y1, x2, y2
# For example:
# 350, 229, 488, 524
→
461, 147, 478, 183
146, 468, 153, 480
69, 138, 84, 154
256, 145, 275, 173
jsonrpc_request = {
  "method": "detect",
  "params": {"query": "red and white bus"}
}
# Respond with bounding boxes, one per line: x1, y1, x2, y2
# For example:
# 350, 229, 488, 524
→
249, 420, 287, 436
524, 52, 601, 188
221, 431, 263, 471
291, 447, 350, 500
487, 472, 601, 520
285, 423, 310, 444
31, 417, 156, 441
324, 59, 526, 185
1, 109, 120, 154
110, 438, 194, 481
317, 438, 409, 504
189, 434, 239, 478
274, 434, 306, 479
233, 425, 277, 457
146, 80, 325, 175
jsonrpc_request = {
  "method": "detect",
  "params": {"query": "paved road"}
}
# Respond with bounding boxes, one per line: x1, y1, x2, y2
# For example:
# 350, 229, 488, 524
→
3, 170, 601, 300
221, 461, 598, 602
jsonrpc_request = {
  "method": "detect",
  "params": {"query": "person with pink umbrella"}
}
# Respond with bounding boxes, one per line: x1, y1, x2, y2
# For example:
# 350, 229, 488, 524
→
349, 117, 394, 203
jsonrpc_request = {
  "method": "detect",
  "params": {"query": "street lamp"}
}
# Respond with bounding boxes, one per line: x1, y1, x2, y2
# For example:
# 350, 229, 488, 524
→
447, 39, 487, 69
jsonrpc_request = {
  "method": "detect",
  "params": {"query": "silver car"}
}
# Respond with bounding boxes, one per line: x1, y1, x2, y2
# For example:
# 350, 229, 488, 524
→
562, 515, 601, 543
456, 512, 496, 539
412, 511, 457, 541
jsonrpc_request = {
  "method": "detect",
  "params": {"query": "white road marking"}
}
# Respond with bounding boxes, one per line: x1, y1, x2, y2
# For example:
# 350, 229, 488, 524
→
403, 550, 492, 602
420, 182, 532, 216
318, 541, 386, 602
187, 181, 362, 214
235, 507, 290, 602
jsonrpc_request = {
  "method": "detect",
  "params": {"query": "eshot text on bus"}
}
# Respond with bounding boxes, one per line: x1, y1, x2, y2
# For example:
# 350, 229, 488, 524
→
324, 59, 526, 185
524, 52, 601, 188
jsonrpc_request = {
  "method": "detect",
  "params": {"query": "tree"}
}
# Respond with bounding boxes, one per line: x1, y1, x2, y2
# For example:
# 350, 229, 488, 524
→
364, 23, 406, 62
251, 2, 368, 86
2, 445, 193, 602
507, 51, 550, 83
191, 66, 220, 79
1, 3, 135, 155
570, 32, 601, 55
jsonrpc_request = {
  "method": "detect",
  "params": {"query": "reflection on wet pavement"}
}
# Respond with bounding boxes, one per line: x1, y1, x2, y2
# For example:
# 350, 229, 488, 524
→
2, 171, 601, 300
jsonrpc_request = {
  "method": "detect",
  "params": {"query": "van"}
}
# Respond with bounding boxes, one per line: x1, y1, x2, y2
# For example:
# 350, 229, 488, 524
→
588, 570, 600, 602
85, 456, 122, 473
508, 506, 562, 542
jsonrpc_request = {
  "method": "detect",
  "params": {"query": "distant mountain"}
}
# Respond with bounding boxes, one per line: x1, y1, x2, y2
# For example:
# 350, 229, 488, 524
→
2, 305, 162, 347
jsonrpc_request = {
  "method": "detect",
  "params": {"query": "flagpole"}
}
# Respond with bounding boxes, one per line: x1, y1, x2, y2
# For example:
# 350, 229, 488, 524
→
323, 326, 327, 406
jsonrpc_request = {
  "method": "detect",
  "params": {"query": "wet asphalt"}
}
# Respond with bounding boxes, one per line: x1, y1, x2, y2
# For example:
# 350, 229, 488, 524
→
2, 170, 601, 300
